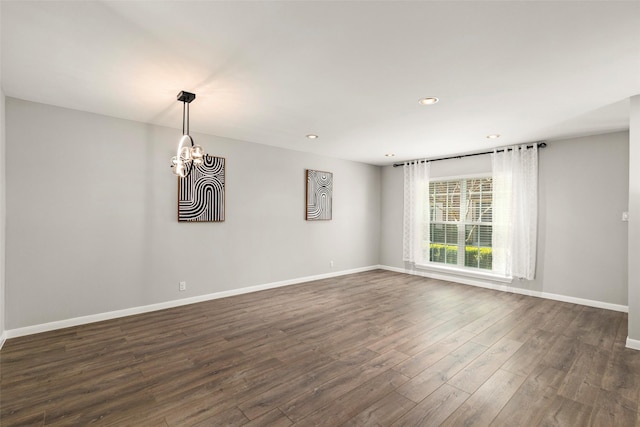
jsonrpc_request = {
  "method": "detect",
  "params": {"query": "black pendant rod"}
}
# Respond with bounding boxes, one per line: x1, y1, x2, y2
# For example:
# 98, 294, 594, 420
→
182, 101, 186, 135
185, 102, 189, 135
392, 142, 547, 167
177, 90, 196, 136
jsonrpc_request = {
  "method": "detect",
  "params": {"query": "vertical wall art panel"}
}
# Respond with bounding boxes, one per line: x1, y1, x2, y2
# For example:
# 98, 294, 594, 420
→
306, 169, 333, 220
178, 155, 225, 222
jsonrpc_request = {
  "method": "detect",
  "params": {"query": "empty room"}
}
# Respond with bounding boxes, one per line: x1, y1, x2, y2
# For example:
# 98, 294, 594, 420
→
1, 1, 640, 426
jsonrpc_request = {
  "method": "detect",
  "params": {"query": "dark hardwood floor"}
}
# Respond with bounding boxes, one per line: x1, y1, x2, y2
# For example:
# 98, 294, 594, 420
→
1, 270, 639, 426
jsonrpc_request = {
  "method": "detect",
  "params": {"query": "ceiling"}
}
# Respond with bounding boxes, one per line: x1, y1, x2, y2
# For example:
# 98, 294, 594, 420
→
2, 1, 639, 166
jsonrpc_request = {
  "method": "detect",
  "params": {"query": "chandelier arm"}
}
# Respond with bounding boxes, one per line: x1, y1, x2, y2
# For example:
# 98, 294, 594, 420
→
177, 135, 195, 158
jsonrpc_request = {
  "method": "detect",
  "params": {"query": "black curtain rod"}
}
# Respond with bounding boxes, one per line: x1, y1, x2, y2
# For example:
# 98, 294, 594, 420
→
392, 142, 547, 167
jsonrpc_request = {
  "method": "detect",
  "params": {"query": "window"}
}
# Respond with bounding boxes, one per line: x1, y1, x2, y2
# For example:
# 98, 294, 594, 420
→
428, 177, 492, 270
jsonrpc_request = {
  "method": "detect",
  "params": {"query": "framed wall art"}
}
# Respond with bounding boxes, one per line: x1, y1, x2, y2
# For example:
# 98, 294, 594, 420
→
306, 169, 332, 221
178, 155, 225, 222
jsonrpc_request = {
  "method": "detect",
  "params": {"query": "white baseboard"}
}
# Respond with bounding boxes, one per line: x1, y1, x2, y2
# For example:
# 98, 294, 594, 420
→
378, 265, 628, 313
626, 337, 640, 351
0, 332, 5, 350
5, 265, 380, 339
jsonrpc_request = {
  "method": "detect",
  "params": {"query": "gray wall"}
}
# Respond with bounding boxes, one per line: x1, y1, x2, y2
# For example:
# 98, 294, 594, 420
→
5, 98, 381, 329
0, 89, 4, 340
0, 0, 5, 339
381, 132, 629, 306
629, 95, 640, 341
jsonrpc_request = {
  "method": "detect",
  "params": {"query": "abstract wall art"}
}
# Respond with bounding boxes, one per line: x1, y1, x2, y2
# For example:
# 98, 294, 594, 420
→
306, 169, 332, 220
178, 155, 225, 222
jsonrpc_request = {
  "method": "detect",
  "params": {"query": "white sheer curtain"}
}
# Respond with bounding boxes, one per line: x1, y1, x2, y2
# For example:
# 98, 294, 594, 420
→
403, 160, 430, 264
492, 144, 538, 279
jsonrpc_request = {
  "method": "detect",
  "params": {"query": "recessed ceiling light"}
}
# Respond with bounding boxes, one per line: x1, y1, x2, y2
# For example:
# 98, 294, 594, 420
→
385, 153, 395, 157
306, 134, 318, 139
486, 134, 501, 139
418, 97, 439, 105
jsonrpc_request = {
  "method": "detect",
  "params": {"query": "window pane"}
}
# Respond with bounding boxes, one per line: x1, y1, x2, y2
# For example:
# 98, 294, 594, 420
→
430, 224, 459, 265
471, 199, 478, 219
432, 199, 445, 222
466, 178, 492, 223
478, 247, 492, 270
445, 224, 457, 244
465, 225, 478, 246
445, 225, 458, 265
446, 182, 460, 222
482, 205, 492, 223
428, 177, 492, 270
464, 245, 478, 268
430, 180, 461, 223
464, 225, 493, 270
431, 224, 445, 244
478, 225, 492, 247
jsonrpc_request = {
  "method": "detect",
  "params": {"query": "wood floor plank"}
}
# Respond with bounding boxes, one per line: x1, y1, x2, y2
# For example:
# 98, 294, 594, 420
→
396, 341, 487, 403
537, 396, 593, 427
291, 369, 409, 426
280, 350, 408, 422
600, 350, 640, 411
394, 317, 475, 356
537, 300, 583, 335
567, 306, 621, 350
342, 391, 415, 427
238, 347, 376, 420
242, 409, 292, 427
391, 384, 470, 427
0, 270, 637, 426
440, 368, 526, 426
461, 304, 515, 335
188, 407, 248, 427
557, 342, 610, 407
589, 389, 637, 427
501, 328, 558, 377
491, 363, 567, 426
0, 410, 45, 427
501, 305, 549, 344
470, 300, 539, 347
393, 329, 475, 378
446, 337, 522, 394
540, 333, 582, 373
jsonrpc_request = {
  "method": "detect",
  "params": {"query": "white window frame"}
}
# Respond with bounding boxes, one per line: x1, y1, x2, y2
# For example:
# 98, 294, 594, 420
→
416, 173, 512, 283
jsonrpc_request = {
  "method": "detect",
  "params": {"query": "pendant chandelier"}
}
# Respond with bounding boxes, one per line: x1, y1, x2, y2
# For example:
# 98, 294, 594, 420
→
171, 91, 204, 178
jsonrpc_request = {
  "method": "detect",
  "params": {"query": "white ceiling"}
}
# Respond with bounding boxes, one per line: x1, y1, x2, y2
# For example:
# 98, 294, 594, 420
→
2, 1, 639, 166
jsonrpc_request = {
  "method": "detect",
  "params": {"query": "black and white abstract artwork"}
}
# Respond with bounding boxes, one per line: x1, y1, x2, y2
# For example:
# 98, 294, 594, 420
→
306, 169, 332, 220
178, 155, 225, 222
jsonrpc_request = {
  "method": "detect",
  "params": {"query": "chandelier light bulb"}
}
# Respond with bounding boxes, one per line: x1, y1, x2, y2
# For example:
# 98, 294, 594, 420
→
191, 145, 204, 159
174, 162, 186, 177
180, 145, 192, 161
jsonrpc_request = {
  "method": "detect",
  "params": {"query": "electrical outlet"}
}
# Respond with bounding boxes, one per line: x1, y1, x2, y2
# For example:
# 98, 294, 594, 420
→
622, 212, 629, 222
330, 260, 334, 268
179, 281, 187, 291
